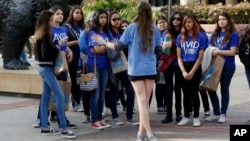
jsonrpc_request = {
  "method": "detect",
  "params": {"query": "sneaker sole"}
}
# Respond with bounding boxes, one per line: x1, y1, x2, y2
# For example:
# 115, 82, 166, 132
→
126, 122, 139, 126
61, 135, 77, 139
91, 126, 105, 130
41, 132, 61, 136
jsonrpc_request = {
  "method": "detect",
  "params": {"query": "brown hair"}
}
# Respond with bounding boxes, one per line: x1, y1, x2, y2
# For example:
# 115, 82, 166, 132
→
34, 10, 54, 46
211, 11, 236, 45
181, 15, 200, 43
134, 1, 153, 54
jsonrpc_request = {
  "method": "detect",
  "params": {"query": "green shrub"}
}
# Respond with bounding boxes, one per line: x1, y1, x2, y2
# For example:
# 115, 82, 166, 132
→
158, 2, 250, 24
82, 0, 137, 22
82, 0, 250, 24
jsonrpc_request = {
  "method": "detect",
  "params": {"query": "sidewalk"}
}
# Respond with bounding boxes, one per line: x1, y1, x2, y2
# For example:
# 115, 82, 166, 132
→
0, 56, 250, 141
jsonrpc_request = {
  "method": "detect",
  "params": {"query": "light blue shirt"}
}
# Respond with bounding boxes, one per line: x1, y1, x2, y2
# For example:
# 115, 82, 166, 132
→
120, 23, 161, 76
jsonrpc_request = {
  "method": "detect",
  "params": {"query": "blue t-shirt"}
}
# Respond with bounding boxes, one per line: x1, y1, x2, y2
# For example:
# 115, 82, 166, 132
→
51, 26, 68, 43
79, 30, 88, 53
200, 31, 209, 48
210, 31, 239, 67
120, 23, 161, 76
176, 33, 206, 62
87, 30, 109, 69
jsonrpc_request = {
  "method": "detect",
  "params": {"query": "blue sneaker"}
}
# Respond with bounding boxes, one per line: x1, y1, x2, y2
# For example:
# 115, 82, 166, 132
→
126, 119, 139, 126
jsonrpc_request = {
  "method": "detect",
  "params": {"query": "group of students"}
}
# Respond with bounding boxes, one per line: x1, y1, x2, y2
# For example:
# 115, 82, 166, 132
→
33, 1, 250, 141
33, 2, 138, 140
153, 9, 240, 128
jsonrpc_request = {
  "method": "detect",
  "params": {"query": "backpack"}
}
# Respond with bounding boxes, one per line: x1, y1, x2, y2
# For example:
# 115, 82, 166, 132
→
239, 41, 250, 69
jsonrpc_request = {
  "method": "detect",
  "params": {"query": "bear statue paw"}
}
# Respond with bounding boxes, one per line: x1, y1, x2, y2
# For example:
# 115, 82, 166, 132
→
4, 59, 29, 70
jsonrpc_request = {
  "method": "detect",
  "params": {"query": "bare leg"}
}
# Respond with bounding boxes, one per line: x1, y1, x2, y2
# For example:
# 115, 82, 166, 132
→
131, 79, 154, 137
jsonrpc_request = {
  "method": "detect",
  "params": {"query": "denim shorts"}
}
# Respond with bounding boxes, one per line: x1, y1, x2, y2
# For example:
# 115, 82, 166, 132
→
128, 75, 157, 81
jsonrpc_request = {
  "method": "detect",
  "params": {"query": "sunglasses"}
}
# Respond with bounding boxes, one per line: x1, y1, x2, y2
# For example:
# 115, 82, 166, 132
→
172, 17, 181, 21
111, 18, 121, 21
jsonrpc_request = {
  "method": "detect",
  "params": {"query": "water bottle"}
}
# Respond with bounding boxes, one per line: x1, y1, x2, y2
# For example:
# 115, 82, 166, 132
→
163, 33, 171, 54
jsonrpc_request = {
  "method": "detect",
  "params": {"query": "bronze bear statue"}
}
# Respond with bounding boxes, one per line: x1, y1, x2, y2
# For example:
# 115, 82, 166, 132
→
0, 0, 74, 70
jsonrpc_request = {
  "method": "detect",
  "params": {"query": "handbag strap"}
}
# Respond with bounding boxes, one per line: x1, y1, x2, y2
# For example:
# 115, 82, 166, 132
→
93, 54, 96, 74
81, 53, 96, 74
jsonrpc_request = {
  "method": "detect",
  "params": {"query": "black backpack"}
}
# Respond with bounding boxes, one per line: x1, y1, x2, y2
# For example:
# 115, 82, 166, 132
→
239, 41, 250, 69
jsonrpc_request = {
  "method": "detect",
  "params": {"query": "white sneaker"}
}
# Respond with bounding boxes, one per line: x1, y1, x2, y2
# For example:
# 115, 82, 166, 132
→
82, 115, 90, 123
218, 114, 226, 123
205, 115, 220, 121
104, 107, 111, 115
75, 105, 83, 112
193, 118, 201, 127
177, 117, 190, 126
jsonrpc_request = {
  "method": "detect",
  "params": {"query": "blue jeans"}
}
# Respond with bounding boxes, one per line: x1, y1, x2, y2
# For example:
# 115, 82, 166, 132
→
86, 65, 108, 123
244, 67, 250, 89
208, 65, 235, 116
20, 49, 27, 62
38, 66, 67, 130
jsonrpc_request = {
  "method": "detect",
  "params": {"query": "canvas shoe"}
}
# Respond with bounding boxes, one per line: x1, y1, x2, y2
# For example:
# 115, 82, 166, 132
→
147, 135, 158, 141
113, 118, 124, 125
247, 119, 250, 124
82, 115, 90, 123
67, 123, 77, 129
126, 119, 139, 126
157, 107, 164, 114
99, 119, 111, 128
204, 111, 210, 118
205, 115, 220, 121
61, 130, 77, 139
91, 121, 105, 130
177, 117, 190, 126
218, 114, 226, 123
41, 128, 60, 136
193, 118, 201, 127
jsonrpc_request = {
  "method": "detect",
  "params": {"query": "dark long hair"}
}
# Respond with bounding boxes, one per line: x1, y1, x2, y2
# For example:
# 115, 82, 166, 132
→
168, 11, 183, 39
66, 6, 84, 28
91, 9, 111, 39
108, 11, 123, 39
134, 1, 153, 54
34, 10, 54, 46
211, 11, 236, 45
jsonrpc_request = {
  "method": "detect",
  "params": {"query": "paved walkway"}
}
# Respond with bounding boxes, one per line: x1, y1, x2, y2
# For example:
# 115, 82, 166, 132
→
0, 56, 250, 141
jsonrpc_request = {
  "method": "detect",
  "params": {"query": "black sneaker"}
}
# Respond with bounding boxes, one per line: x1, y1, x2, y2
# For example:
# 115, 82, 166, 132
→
161, 117, 173, 123
71, 95, 77, 110
157, 107, 164, 114
176, 116, 182, 122
247, 120, 250, 124
41, 128, 60, 136
50, 116, 57, 122
68, 123, 77, 129
164, 106, 167, 113
61, 130, 77, 139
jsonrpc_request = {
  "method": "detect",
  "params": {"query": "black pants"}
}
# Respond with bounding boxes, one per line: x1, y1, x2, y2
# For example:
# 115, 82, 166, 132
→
68, 63, 82, 104
82, 91, 91, 116
181, 62, 201, 118
164, 64, 182, 118
155, 83, 167, 108
199, 90, 210, 112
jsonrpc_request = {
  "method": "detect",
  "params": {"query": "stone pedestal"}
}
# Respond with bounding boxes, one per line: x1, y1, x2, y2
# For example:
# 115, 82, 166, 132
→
226, 0, 237, 5
0, 56, 42, 95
